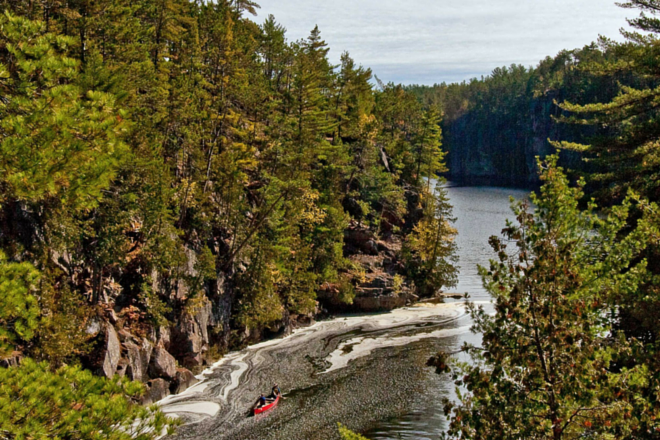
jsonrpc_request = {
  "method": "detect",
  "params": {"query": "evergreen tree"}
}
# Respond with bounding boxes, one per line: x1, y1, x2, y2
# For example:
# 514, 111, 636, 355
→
0, 4, 459, 432
0, 12, 127, 210
0, 251, 40, 357
403, 181, 458, 297
553, 1, 660, 202
434, 157, 655, 439
0, 359, 176, 439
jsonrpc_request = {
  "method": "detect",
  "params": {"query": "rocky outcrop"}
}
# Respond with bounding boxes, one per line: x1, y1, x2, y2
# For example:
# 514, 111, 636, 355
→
125, 339, 153, 383
171, 368, 198, 394
319, 219, 414, 313
351, 260, 413, 312
344, 222, 380, 256
142, 378, 171, 405
353, 295, 408, 311
170, 298, 214, 371
101, 324, 121, 378
149, 346, 177, 380
75, 199, 420, 406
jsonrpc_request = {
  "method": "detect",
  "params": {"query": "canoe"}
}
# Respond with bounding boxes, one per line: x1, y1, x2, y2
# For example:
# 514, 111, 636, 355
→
254, 394, 280, 415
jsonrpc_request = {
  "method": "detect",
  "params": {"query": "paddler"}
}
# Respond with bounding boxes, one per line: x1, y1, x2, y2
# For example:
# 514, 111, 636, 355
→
269, 384, 281, 399
255, 393, 268, 408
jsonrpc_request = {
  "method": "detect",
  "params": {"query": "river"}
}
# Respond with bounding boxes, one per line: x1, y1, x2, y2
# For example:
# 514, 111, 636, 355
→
161, 185, 530, 440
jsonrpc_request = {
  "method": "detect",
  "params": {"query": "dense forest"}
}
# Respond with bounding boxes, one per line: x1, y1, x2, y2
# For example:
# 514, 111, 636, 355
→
0, 0, 459, 437
408, 40, 651, 187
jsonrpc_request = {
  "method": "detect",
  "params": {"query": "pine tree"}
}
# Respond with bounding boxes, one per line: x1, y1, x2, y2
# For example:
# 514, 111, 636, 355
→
0, 13, 127, 210
403, 181, 458, 297
0, 252, 40, 357
414, 108, 447, 189
0, 359, 177, 439
554, 1, 660, 203
435, 156, 655, 439
0, 3, 460, 422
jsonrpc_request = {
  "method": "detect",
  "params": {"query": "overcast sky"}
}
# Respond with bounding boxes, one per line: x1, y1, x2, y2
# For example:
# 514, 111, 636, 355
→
255, 0, 634, 85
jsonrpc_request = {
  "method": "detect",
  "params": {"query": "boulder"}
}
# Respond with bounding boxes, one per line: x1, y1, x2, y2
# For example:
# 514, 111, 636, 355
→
364, 239, 379, 256
353, 295, 407, 312
125, 339, 153, 383
376, 240, 400, 258
116, 358, 129, 377
101, 325, 121, 378
344, 222, 379, 256
157, 326, 171, 350
149, 346, 177, 380
290, 313, 315, 328
356, 287, 385, 297
85, 318, 103, 337
171, 299, 213, 370
363, 273, 391, 289
142, 378, 171, 405
171, 368, 199, 394
105, 307, 119, 324
118, 329, 139, 343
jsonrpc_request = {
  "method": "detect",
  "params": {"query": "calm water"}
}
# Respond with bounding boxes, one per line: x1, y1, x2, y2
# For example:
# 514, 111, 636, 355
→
162, 185, 530, 440
363, 185, 529, 439
450, 185, 530, 301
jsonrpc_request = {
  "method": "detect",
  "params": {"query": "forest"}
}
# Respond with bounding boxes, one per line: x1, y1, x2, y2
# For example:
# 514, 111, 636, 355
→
408, 38, 653, 188
3, 0, 660, 439
0, 0, 458, 437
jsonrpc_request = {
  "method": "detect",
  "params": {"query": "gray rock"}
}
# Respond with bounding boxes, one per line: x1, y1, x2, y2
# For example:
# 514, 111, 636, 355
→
356, 287, 385, 297
345, 222, 381, 255
363, 274, 390, 289
85, 318, 102, 336
149, 346, 177, 379
157, 326, 171, 350
116, 358, 129, 377
141, 378, 171, 405
118, 329, 139, 343
101, 325, 121, 378
125, 339, 153, 383
105, 308, 119, 324
353, 295, 407, 311
171, 368, 199, 394
365, 240, 379, 256
171, 299, 213, 370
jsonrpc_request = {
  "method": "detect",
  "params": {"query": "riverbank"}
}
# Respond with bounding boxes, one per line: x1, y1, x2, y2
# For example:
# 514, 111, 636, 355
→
155, 185, 529, 439
159, 300, 478, 440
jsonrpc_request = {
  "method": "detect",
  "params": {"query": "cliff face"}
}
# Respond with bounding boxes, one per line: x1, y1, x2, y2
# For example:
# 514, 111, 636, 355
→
74, 195, 428, 403
444, 95, 585, 186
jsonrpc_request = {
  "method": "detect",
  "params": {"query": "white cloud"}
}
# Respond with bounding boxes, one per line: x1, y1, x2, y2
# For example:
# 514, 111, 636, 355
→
256, 0, 632, 84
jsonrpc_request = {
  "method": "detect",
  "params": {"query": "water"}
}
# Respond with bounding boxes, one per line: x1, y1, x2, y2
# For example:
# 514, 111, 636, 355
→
162, 185, 530, 440
450, 185, 530, 302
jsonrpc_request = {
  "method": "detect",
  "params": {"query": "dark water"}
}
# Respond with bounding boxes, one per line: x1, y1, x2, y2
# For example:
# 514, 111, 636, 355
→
161, 185, 529, 440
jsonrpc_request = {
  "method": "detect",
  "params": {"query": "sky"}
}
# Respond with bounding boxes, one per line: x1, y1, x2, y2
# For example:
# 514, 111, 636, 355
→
255, 0, 634, 85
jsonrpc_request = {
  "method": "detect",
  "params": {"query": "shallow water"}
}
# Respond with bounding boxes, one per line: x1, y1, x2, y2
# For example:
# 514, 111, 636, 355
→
162, 185, 530, 440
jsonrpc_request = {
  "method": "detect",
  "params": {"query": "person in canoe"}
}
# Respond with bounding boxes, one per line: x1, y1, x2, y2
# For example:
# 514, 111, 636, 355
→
254, 393, 269, 409
268, 384, 281, 399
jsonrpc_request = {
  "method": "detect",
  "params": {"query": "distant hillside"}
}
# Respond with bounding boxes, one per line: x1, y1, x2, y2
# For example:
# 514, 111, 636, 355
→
407, 45, 640, 186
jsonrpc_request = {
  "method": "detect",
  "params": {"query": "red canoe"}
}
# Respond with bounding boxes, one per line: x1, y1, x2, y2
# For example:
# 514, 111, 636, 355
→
254, 394, 280, 415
